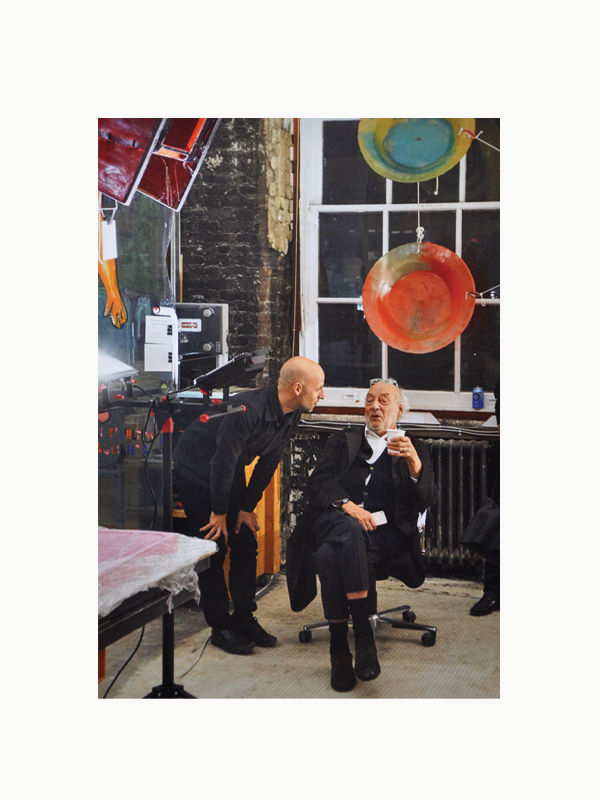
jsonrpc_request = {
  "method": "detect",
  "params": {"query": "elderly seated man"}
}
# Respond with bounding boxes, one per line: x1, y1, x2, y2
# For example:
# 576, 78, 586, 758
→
287, 378, 436, 692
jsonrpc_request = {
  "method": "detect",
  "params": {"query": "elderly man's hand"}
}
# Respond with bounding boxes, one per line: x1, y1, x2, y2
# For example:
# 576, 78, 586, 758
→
387, 434, 422, 479
340, 500, 377, 531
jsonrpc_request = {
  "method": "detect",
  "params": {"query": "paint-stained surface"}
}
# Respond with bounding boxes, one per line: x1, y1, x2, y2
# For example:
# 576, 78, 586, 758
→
362, 242, 475, 353
358, 118, 475, 182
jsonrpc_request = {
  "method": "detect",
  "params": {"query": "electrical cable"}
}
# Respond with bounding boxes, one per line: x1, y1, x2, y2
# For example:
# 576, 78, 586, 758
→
142, 399, 160, 529
177, 633, 212, 680
175, 576, 278, 681
255, 573, 275, 599
130, 382, 155, 398
102, 625, 145, 698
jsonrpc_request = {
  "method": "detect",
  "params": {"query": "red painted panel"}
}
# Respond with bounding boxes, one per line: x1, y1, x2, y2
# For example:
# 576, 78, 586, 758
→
98, 118, 164, 204
138, 119, 219, 210
98, 118, 219, 210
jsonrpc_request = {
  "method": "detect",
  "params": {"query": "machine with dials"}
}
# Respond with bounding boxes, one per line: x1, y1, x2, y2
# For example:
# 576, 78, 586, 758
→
142, 302, 229, 389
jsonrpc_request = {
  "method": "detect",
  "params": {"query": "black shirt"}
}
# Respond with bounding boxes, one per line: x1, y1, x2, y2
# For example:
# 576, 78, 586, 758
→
173, 384, 300, 514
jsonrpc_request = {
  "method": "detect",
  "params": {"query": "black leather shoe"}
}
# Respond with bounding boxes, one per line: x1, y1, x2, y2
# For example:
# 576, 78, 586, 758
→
234, 615, 277, 647
210, 627, 255, 654
330, 650, 356, 692
354, 635, 381, 681
469, 595, 500, 616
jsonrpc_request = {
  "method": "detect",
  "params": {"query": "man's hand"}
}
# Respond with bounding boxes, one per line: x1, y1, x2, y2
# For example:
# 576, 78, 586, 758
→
387, 435, 422, 479
340, 500, 377, 531
235, 510, 260, 534
199, 512, 229, 544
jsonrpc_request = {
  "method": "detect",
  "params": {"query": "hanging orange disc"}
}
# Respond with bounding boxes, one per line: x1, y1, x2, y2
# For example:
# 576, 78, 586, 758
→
362, 242, 476, 353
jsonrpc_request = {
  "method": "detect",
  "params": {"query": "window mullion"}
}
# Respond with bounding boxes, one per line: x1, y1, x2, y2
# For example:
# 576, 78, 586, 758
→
454, 337, 461, 393
381, 201, 390, 378
385, 178, 393, 204
455, 155, 466, 393
459, 154, 466, 203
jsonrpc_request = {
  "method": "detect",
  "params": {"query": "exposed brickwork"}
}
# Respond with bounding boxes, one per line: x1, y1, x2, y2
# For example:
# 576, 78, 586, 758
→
264, 118, 294, 255
180, 118, 295, 386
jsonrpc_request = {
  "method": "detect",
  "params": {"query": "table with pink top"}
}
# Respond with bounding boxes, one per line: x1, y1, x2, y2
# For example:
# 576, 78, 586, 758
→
98, 527, 216, 698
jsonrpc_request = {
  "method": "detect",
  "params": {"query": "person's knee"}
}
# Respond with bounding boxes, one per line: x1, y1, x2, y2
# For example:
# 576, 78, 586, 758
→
200, 540, 227, 570
401, 563, 426, 588
230, 526, 258, 558
315, 555, 332, 581
315, 542, 336, 575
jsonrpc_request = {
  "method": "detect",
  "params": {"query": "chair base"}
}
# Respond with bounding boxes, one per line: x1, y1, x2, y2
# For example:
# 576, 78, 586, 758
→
299, 605, 437, 647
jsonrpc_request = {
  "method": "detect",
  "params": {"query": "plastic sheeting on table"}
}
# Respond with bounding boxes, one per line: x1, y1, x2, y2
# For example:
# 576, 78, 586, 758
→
98, 527, 217, 618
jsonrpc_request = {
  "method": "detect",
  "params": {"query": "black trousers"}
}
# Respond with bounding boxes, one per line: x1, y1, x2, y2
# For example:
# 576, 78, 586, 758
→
174, 469, 258, 630
483, 550, 500, 599
312, 508, 423, 620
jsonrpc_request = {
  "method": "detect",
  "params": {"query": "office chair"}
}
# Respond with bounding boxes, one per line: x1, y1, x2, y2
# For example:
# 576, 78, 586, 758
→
297, 512, 437, 647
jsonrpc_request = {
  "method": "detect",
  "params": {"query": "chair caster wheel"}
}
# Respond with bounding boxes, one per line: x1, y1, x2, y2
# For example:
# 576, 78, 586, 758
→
421, 631, 436, 647
299, 629, 312, 643
403, 611, 416, 623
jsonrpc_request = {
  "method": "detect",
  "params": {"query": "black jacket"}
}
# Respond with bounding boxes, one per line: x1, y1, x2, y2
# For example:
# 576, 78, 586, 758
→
173, 385, 300, 514
286, 427, 436, 611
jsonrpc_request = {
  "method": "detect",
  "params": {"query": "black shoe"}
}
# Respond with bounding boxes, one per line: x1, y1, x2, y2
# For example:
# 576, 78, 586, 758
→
354, 635, 381, 681
469, 594, 500, 616
234, 615, 277, 647
330, 650, 356, 692
210, 627, 255, 654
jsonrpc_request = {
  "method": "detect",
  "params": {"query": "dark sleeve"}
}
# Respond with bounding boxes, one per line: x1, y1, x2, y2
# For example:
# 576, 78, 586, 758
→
307, 432, 349, 509
242, 413, 301, 511
241, 448, 282, 511
209, 405, 259, 514
405, 436, 436, 512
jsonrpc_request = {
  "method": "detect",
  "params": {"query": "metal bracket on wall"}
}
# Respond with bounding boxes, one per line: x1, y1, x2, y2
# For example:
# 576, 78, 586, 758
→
100, 195, 119, 224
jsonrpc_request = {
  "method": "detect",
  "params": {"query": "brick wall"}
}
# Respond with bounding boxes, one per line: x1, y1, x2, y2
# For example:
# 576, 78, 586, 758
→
179, 118, 295, 386
180, 118, 299, 569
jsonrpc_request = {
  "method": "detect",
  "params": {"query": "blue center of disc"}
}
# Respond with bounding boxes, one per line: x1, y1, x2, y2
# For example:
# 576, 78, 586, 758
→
382, 119, 454, 170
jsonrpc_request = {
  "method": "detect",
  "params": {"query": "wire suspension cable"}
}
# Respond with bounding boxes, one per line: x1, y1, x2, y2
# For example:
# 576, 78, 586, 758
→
459, 127, 500, 153
466, 284, 500, 306
416, 182, 424, 251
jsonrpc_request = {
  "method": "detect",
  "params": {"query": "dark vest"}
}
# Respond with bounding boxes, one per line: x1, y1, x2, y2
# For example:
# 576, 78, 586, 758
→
340, 435, 396, 522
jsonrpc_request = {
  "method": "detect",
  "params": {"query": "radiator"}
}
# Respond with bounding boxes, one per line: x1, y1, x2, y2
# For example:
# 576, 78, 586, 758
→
424, 437, 491, 573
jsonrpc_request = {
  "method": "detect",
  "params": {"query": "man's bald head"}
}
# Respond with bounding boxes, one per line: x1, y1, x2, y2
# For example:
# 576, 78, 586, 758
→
278, 357, 325, 414
278, 357, 322, 388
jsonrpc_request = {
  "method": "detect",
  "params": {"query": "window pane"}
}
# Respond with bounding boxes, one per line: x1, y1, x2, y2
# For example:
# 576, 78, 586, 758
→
319, 304, 381, 386
460, 305, 500, 392
388, 344, 454, 391
319, 213, 382, 297
465, 118, 500, 202
323, 120, 386, 204
391, 161, 460, 204
389, 210, 456, 252
462, 210, 500, 297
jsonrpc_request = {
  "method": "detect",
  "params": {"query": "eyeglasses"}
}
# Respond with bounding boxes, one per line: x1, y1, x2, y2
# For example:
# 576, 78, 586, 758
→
369, 378, 399, 388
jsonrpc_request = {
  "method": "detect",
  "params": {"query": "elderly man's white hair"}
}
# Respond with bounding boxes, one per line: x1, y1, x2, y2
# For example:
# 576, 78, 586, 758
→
398, 384, 410, 415
368, 378, 410, 415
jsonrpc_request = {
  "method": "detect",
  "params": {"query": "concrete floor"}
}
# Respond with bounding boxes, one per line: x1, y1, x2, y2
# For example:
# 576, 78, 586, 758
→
98, 574, 499, 699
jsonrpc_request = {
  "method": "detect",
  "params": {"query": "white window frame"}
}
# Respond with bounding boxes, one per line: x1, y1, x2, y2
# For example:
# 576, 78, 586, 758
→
298, 118, 499, 413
